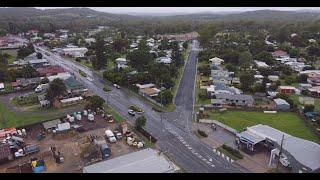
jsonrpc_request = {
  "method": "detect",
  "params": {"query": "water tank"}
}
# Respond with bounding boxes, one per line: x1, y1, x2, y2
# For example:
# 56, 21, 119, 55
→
83, 110, 88, 116
76, 114, 82, 121
88, 114, 94, 121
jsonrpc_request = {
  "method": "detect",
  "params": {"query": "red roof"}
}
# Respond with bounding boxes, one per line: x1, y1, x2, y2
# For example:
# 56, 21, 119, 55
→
37, 66, 65, 76
0, 144, 11, 160
11, 81, 21, 87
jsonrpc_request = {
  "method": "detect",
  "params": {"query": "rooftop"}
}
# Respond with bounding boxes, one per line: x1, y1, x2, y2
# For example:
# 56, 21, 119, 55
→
64, 77, 84, 90
83, 148, 176, 173
274, 98, 290, 105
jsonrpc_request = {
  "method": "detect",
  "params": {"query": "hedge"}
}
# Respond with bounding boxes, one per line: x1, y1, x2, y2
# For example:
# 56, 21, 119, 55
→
222, 144, 243, 159
197, 129, 208, 137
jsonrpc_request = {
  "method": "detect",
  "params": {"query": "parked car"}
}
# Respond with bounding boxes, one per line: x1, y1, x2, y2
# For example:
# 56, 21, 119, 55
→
15, 145, 40, 158
128, 109, 136, 116
105, 130, 117, 143
113, 84, 120, 89
113, 130, 122, 139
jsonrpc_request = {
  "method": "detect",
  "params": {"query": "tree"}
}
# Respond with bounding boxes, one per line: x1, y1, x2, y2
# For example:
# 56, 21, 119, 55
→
284, 75, 297, 85
238, 51, 253, 70
182, 41, 188, 49
240, 72, 254, 92
20, 64, 39, 78
92, 36, 106, 70
249, 40, 266, 56
85, 95, 105, 111
254, 51, 274, 65
135, 116, 147, 129
17, 44, 35, 59
46, 78, 67, 104
160, 90, 173, 105
288, 48, 300, 58
127, 49, 153, 72
198, 65, 211, 76
40, 77, 49, 84
0, 53, 10, 65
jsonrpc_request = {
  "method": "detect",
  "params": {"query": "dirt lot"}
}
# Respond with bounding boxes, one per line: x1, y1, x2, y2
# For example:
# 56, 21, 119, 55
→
0, 113, 142, 173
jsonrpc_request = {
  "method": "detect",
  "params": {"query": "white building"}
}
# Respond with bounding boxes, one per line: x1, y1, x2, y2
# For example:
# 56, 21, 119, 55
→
47, 72, 72, 82
157, 57, 172, 64
115, 58, 128, 69
254, 60, 270, 68
0, 83, 4, 92
62, 47, 88, 58
209, 57, 224, 66
268, 75, 279, 82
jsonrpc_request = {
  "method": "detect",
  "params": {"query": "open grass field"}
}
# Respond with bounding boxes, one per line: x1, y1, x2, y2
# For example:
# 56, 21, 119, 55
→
1, 49, 17, 64
206, 110, 320, 143
79, 60, 93, 69
0, 101, 84, 129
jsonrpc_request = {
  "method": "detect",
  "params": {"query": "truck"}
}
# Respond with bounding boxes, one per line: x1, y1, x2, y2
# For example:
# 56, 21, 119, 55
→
15, 145, 40, 158
105, 130, 117, 143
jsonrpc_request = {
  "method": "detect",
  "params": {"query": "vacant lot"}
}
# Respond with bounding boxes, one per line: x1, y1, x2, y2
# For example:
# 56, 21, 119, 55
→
2, 49, 17, 64
206, 110, 320, 143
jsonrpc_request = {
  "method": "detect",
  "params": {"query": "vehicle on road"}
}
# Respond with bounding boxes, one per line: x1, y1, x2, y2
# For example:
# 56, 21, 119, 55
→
87, 77, 93, 82
128, 109, 136, 116
113, 84, 120, 89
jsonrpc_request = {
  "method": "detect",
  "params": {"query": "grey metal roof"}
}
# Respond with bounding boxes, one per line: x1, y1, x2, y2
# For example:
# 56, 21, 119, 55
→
238, 131, 265, 145
42, 119, 61, 130
83, 148, 175, 173
215, 93, 254, 101
274, 98, 289, 105
247, 124, 320, 171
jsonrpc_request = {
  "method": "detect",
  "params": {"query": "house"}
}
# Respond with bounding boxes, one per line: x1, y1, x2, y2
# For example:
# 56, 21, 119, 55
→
272, 50, 289, 58
115, 58, 128, 69
215, 93, 254, 106
274, 98, 290, 110
130, 43, 138, 48
237, 124, 320, 173
0, 83, 4, 92
11, 78, 41, 90
299, 96, 315, 105
299, 83, 313, 91
156, 57, 172, 64
13, 59, 50, 68
267, 91, 278, 98
36, 65, 65, 77
60, 96, 83, 107
136, 83, 155, 90
209, 57, 224, 66
299, 70, 320, 76
85, 38, 96, 44
62, 47, 88, 58
83, 148, 177, 173
254, 60, 269, 68
64, 77, 87, 96
307, 76, 320, 86
254, 75, 264, 84
43, 33, 56, 39
0, 144, 13, 162
139, 87, 161, 97
279, 86, 296, 94
206, 82, 242, 96
11, 81, 22, 90
211, 99, 224, 107
47, 72, 71, 82
268, 75, 279, 82
308, 86, 320, 97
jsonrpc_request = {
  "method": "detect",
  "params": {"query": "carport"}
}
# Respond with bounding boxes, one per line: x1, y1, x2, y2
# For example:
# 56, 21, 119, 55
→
237, 131, 265, 151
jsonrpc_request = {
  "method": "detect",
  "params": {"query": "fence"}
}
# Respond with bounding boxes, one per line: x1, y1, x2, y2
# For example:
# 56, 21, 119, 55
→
136, 126, 158, 143
199, 119, 238, 135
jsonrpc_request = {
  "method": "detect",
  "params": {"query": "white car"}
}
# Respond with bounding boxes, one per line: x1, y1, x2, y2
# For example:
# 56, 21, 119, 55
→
128, 109, 136, 116
87, 77, 93, 81
113, 84, 120, 89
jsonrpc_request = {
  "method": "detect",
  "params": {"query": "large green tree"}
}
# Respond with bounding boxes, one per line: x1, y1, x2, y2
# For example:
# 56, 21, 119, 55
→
92, 36, 106, 70
238, 51, 253, 70
240, 72, 254, 92
85, 95, 105, 111
46, 78, 67, 104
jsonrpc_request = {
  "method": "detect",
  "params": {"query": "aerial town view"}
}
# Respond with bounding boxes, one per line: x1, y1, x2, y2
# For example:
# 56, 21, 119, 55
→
0, 7, 320, 173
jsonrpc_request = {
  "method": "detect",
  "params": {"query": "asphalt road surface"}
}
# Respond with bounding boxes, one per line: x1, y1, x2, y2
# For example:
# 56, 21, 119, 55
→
35, 41, 250, 173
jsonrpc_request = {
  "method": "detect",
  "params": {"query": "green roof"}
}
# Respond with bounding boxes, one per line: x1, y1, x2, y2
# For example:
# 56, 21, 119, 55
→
64, 77, 84, 90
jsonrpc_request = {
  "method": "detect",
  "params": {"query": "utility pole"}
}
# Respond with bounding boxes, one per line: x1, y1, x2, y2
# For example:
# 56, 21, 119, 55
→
276, 134, 285, 172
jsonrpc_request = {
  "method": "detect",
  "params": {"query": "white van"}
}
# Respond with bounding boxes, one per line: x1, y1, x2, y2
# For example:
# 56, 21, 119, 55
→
105, 130, 117, 143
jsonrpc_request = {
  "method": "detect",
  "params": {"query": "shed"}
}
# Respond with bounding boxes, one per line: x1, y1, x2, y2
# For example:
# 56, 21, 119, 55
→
274, 98, 290, 110
42, 119, 61, 131
299, 96, 315, 105
0, 144, 12, 161
83, 148, 176, 173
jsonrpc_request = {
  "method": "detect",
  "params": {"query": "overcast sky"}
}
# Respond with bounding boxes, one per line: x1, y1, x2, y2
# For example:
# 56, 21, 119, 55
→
35, 7, 320, 15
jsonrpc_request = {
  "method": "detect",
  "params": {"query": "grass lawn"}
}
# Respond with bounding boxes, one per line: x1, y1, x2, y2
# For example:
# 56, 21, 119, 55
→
206, 110, 320, 144
0, 101, 59, 129
2, 49, 17, 64
79, 60, 93, 69
315, 98, 320, 112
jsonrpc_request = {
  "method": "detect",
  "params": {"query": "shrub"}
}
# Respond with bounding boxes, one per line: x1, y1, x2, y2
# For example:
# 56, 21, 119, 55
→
129, 105, 142, 112
103, 86, 111, 92
222, 144, 243, 159
197, 129, 208, 137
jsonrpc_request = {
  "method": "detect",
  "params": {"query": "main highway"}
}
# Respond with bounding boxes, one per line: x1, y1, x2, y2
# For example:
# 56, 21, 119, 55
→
35, 41, 249, 173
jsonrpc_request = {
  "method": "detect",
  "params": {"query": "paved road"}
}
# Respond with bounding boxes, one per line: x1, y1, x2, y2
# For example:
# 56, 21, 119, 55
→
35, 42, 249, 173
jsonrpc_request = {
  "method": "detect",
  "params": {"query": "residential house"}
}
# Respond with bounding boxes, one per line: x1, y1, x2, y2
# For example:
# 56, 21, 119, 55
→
254, 75, 264, 84
11, 77, 41, 90
13, 59, 50, 68
206, 82, 242, 96
215, 93, 254, 106
62, 47, 88, 58
308, 86, 320, 97
0, 83, 4, 92
307, 75, 320, 86
130, 43, 138, 49
272, 50, 289, 58
43, 33, 56, 39
60, 96, 83, 107
156, 57, 172, 64
299, 96, 315, 105
115, 58, 128, 69
299, 83, 313, 91
299, 70, 320, 76
209, 57, 224, 66
274, 98, 290, 111
36, 65, 66, 77
47, 72, 72, 82
279, 86, 296, 94
136, 83, 161, 98
64, 77, 87, 96
85, 38, 96, 44
285, 61, 308, 72
268, 75, 279, 82
211, 69, 233, 85
136, 83, 155, 89
255, 60, 270, 68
